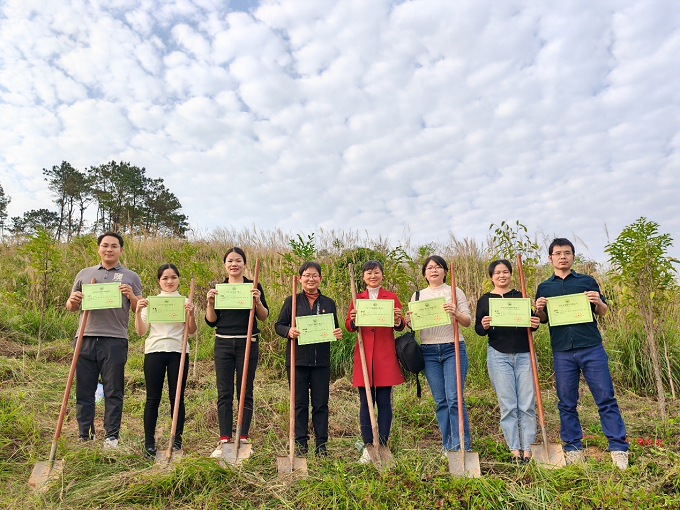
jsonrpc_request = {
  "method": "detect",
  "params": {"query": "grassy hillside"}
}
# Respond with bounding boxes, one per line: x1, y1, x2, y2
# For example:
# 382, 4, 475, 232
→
1, 228, 679, 508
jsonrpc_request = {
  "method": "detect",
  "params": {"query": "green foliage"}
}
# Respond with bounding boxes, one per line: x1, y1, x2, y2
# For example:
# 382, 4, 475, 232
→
89, 160, 189, 236
9, 209, 60, 237
489, 220, 542, 294
0, 181, 10, 236
605, 217, 678, 323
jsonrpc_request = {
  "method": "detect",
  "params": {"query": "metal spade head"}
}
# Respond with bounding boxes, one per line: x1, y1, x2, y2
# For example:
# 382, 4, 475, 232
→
447, 450, 481, 478
276, 455, 308, 475
530, 442, 566, 469
29, 460, 64, 490
219, 442, 253, 465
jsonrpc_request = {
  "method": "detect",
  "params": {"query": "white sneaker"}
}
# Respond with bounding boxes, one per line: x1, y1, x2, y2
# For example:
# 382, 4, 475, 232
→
211, 439, 229, 458
611, 450, 629, 470
103, 437, 119, 449
358, 447, 371, 464
565, 449, 585, 465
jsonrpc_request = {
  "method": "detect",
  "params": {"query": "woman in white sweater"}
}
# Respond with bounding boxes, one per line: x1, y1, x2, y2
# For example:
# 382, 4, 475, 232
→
405, 255, 472, 452
135, 263, 197, 457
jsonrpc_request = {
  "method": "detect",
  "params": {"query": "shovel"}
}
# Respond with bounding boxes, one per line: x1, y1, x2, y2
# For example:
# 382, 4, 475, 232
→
447, 264, 481, 477
155, 278, 195, 466
516, 254, 566, 468
348, 263, 394, 471
220, 259, 260, 464
29, 278, 97, 489
277, 276, 308, 475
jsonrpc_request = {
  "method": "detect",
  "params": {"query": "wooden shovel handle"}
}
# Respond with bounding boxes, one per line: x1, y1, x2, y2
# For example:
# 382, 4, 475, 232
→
235, 260, 260, 429
51, 277, 96, 457
349, 264, 380, 448
167, 278, 195, 455
449, 263, 466, 448
289, 276, 297, 461
516, 253, 547, 427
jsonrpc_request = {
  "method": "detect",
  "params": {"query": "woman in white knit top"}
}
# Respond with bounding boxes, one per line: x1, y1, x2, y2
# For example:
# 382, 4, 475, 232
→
405, 255, 472, 452
135, 263, 197, 457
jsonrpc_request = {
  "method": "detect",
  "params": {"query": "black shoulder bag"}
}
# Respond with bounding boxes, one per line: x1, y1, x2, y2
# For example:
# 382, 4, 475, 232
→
395, 291, 425, 397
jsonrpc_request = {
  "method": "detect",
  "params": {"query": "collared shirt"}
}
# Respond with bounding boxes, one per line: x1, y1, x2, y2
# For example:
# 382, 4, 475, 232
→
72, 262, 143, 339
535, 270, 605, 352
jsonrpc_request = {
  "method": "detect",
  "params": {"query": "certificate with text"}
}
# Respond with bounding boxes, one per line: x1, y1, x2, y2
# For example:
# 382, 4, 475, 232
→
82, 283, 122, 310
214, 283, 253, 309
546, 293, 593, 327
409, 297, 449, 331
296, 314, 337, 345
148, 296, 185, 323
355, 299, 394, 327
489, 298, 531, 327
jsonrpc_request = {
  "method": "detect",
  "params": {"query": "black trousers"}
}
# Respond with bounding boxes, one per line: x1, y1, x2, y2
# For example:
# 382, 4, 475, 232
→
358, 386, 393, 446
75, 336, 128, 440
286, 365, 330, 451
214, 337, 258, 439
143, 351, 189, 448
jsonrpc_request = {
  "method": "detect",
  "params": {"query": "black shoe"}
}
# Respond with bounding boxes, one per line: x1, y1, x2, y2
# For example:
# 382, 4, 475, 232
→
295, 443, 308, 456
144, 444, 157, 458
511, 455, 523, 465
315, 445, 328, 457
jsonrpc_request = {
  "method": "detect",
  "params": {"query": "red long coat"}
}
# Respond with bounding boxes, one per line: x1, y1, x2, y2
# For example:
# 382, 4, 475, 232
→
346, 287, 405, 388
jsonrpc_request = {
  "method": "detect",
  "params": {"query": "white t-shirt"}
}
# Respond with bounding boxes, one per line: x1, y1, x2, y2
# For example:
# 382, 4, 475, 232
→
140, 291, 195, 354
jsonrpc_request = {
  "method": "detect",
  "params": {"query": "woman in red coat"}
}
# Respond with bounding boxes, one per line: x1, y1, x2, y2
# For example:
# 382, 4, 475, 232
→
346, 260, 405, 463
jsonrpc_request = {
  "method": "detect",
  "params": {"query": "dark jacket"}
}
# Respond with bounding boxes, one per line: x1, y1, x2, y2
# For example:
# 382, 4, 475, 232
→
275, 291, 339, 367
205, 277, 268, 336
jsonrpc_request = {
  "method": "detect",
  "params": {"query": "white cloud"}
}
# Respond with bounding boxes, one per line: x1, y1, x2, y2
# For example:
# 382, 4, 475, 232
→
0, 0, 678, 260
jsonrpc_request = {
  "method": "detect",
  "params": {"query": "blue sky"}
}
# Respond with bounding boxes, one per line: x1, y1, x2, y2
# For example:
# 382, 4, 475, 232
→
1, 0, 679, 261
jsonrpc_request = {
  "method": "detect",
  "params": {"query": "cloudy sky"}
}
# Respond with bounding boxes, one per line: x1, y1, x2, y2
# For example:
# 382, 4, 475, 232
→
1, 0, 679, 261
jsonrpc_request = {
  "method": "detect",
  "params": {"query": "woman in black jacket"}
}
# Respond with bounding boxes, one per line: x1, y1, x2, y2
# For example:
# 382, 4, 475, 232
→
275, 261, 342, 456
205, 247, 268, 456
475, 259, 540, 463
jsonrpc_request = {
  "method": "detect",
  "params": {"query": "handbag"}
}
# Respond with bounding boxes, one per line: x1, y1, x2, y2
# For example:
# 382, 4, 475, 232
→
395, 291, 425, 397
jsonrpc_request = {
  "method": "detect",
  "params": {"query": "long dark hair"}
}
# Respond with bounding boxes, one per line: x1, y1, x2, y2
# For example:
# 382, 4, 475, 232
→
157, 263, 180, 280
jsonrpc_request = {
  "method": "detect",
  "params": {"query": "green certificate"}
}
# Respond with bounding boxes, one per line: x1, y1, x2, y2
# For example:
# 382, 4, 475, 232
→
546, 293, 593, 327
355, 299, 394, 327
214, 283, 253, 309
147, 296, 185, 323
489, 298, 531, 327
296, 314, 336, 345
409, 297, 449, 331
82, 283, 122, 310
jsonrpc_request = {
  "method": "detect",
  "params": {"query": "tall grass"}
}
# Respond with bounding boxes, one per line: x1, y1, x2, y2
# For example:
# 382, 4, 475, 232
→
3, 227, 677, 388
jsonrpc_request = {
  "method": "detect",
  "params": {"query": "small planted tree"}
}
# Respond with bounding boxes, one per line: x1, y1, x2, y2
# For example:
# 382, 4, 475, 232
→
489, 221, 542, 293
605, 217, 678, 422
21, 228, 62, 359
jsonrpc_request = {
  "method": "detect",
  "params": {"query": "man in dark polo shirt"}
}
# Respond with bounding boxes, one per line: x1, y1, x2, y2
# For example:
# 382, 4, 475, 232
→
535, 238, 628, 469
66, 232, 142, 448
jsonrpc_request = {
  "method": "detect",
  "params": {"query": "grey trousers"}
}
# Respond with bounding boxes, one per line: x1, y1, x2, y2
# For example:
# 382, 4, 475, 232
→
75, 336, 128, 439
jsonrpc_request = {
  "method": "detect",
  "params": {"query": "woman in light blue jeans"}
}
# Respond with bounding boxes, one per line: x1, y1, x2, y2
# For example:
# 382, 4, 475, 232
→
475, 259, 540, 463
405, 255, 473, 452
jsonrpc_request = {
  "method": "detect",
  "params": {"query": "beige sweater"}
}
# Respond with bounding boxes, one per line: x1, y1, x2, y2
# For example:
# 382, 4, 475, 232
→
410, 283, 471, 345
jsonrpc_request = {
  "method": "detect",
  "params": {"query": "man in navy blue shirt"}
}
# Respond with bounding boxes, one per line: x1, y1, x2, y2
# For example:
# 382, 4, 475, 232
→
535, 238, 628, 469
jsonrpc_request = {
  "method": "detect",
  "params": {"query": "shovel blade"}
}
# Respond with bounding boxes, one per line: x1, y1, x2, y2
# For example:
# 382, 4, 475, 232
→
276, 455, 308, 475
365, 444, 395, 471
530, 442, 566, 469
29, 460, 64, 490
154, 448, 183, 467
220, 442, 252, 465
447, 450, 481, 478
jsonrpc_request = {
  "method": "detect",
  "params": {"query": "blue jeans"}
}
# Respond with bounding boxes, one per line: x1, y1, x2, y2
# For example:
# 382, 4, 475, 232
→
421, 342, 470, 450
553, 343, 628, 452
486, 346, 536, 452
